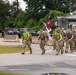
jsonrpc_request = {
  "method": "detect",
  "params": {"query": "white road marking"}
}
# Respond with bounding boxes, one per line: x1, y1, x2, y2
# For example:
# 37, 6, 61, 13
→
10, 69, 28, 71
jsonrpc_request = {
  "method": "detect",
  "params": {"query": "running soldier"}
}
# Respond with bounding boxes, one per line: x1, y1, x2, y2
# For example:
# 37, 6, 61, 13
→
72, 27, 76, 52
65, 28, 74, 53
53, 28, 63, 55
52, 29, 56, 50
38, 30, 49, 55
60, 28, 66, 47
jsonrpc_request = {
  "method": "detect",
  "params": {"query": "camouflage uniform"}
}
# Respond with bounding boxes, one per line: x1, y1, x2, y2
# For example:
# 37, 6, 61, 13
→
55, 32, 63, 55
65, 29, 74, 53
21, 28, 32, 54
60, 28, 66, 47
52, 28, 63, 55
72, 30, 76, 52
52, 29, 56, 50
38, 30, 49, 55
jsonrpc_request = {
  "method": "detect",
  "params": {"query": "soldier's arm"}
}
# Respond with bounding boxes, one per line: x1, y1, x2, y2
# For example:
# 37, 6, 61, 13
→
22, 37, 24, 43
38, 34, 41, 40
22, 33, 27, 43
59, 34, 63, 41
26, 32, 30, 41
68, 34, 74, 41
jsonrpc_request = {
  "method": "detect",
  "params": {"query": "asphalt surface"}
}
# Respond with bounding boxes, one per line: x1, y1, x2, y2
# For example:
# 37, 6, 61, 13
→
0, 38, 76, 75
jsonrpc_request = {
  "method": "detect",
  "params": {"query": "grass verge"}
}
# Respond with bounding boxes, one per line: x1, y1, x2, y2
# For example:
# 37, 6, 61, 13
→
0, 46, 28, 54
0, 33, 2, 38
0, 72, 24, 75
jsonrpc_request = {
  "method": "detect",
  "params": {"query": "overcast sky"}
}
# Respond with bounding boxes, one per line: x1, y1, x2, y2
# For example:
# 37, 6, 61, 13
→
8, 0, 27, 11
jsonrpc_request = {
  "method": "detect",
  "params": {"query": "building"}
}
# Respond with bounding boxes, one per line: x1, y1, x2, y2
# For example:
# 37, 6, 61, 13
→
57, 15, 76, 29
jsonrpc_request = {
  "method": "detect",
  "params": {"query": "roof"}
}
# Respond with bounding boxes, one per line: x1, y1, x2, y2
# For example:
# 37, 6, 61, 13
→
57, 15, 76, 20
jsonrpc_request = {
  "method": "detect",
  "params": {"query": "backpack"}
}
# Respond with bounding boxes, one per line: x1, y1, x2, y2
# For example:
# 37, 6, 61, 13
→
42, 31, 49, 42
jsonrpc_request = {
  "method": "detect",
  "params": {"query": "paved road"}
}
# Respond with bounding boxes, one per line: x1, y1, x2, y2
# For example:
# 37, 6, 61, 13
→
0, 38, 76, 75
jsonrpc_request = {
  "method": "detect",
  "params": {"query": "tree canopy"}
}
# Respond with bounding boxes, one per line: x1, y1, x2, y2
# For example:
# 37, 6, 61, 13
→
0, 0, 76, 31
23, 0, 76, 21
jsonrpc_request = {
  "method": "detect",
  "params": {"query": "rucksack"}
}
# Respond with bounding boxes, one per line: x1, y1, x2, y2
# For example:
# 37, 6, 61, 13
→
42, 31, 49, 42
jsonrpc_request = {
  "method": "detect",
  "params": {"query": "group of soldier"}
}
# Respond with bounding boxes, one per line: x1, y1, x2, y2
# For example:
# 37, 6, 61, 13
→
52, 27, 76, 55
21, 27, 76, 55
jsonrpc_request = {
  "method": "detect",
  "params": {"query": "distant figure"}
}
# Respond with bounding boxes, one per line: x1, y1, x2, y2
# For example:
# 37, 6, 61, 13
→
52, 29, 57, 50
72, 27, 76, 52
53, 28, 63, 55
38, 30, 49, 55
21, 28, 32, 55
60, 28, 66, 47
2, 30, 4, 38
65, 28, 74, 53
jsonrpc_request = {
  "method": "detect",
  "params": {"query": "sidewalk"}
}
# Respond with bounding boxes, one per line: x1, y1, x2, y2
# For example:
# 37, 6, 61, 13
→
0, 36, 53, 46
0, 38, 22, 46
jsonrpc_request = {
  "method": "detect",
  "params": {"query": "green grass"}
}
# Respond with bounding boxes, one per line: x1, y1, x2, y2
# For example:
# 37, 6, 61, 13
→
0, 33, 2, 38
0, 72, 25, 75
0, 46, 28, 54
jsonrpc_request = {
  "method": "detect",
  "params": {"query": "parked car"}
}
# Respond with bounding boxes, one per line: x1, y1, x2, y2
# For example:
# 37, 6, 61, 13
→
27, 28, 39, 36
7, 28, 13, 34
12, 28, 20, 34
3, 27, 21, 38
19, 28, 39, 36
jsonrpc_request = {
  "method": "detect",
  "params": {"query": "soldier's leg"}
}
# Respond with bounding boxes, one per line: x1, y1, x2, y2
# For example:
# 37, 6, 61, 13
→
69, 41, 74, 53
40, 40, 46, 55
28, 45, 32, 54
75, 41, 76, 51
53, 40, 56, 50
65, 41, 69, 53
74, 39, 76, 51
59, 41, 64, 54
56, 41, 60, 55
21, 41, 26, 54
27, 41, 32, 54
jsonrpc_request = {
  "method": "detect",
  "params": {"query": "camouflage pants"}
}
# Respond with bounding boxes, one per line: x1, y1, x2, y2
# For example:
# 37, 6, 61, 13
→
40, 40, 46, 54
73, 39, 76, 51
53, 39, 56, 50
55, 40, 64, 54
22, 40, 32, 54
65, 40, 74, 53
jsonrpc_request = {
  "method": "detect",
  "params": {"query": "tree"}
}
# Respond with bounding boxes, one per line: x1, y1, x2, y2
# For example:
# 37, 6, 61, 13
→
0, 0, 11, 30
17, 0, 19, 12
23, 0, 74, 21
13, 11, 25, 28
6, 0, 23, 28
24, 0, 49, 20
69, 0, 76, 12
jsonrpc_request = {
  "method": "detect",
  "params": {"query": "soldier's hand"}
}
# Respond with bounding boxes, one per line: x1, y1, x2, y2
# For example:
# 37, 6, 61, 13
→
37, 40, 39, 44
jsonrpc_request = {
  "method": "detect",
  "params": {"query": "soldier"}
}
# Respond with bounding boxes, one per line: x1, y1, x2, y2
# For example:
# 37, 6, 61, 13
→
38, 30, 49, 55
60, 28, 66, 38
60, 28, 66, 47
72, 27, 76, 52
54, 28, 63, 55
65, 28, 74, 53
52, 29, 57, 50
21, 28, 32, 55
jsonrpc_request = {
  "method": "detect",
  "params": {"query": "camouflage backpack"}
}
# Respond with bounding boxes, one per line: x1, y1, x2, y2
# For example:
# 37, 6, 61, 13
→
42, 31, 49, 42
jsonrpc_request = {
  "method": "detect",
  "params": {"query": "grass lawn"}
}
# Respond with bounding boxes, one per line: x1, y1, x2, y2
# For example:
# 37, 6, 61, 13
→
0, 33, 2, 38
0, 72, 25, 75
0, 46, 28, 54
